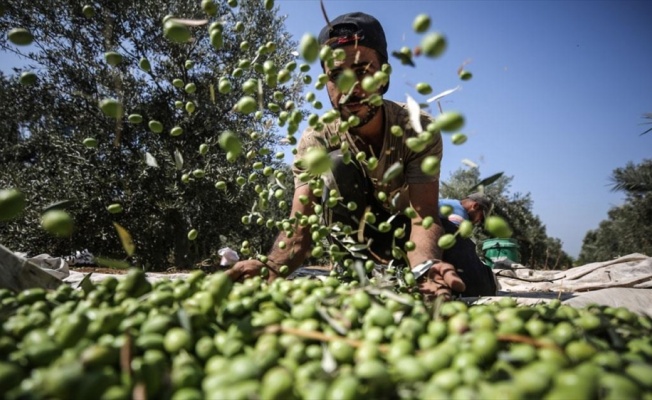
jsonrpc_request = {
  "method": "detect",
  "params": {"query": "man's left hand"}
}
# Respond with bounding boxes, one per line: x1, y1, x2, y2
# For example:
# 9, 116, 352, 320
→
225, 259, 278, 282
418, 261, 465, 300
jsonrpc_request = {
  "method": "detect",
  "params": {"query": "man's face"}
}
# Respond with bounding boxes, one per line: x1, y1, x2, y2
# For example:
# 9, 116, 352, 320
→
323, 45, 383, 128
470, 202, 486, 225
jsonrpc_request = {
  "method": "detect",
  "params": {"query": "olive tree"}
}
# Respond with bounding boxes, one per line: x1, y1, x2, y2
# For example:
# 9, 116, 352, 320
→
0, 0, 301, 269
440, 167, 573, 269
578, 159, 652, 263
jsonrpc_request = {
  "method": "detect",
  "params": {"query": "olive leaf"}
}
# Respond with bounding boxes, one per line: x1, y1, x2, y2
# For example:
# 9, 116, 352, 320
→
320, 343, 337, 374
77, 272, 95, 294
274, 177, 286, 190
167, 18, 209, 27
316, 305, 347, 335
42, 199, 74, 212
640, 112, 652, 135
144, 152, 158, 168
209, 83, 216, 103
345, 242, 371, 253
462, 158, 478, 168
426, 86, 460, 104
93, 256, 131, 269
352, 260, 369, 286
113, 222, 136, 256
173, 148, 184, 170
405, 94, 423, 134
177, 308, 194, 336
470, 172, 504, 192
391, 50, 415, 67
382, 161, 404, 183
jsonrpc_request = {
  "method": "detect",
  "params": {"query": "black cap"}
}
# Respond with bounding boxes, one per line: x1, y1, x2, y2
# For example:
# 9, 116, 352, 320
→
318, 12, 388, 65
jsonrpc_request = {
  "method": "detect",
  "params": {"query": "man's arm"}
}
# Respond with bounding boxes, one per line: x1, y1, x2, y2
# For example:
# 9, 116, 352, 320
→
408, 181, 465, 298
226, 184, 316, 281
407, 181, 443, 266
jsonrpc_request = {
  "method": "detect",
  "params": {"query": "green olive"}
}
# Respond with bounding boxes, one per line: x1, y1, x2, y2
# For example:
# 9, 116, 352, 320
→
336, 69, 357, 93
163, 327, 192, 354
218, 130, 242, 156
138, 57, 151, 72
127, 114, 143, 124
99, 98, 123, 119
7, 28, 34, 46
235, 96, 257, 114
302, 147, 331, 175
201, 0, 217, 15
82, 5, 95, 18
0, 188, 26, 221
104, 51, 123, 66
107, 203, 123, 214
148, 120, 163, 133
438, 233, 456, 249
170, 126, 183, 136
416, 82, 433, 95
484, 216, 513, 238
433, 111, 465, 132
41, 210, 73, 237
421, 32, 447, 58
413, 14, 431, 33
420, 156, 440, 176
19, 71, 37, 85
451, 133, 467, 145
163, 20, 191, 43
184, 83, 196, 94
458, 220, 473, 238
459, 70, 473, 81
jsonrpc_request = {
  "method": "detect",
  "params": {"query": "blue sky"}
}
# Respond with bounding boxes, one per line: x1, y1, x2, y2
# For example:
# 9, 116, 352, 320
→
275, 0, 652, 258
2, 1, 650, 259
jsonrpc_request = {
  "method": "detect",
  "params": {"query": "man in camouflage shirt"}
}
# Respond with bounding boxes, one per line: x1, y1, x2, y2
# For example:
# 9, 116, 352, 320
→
227, 12, 495, 298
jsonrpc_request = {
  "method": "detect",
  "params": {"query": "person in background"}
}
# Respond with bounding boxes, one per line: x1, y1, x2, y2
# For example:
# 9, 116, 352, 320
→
439, 192, 491, 226
438, 192, 497, 296
226, 12, 494, 299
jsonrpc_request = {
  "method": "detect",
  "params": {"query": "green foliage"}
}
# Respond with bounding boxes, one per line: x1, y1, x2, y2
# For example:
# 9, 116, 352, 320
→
641, 112, 652, 136
578, 159, 652, 263
609, 159, 652, 194
441, 168, 573, 269
0, 0, 300, 269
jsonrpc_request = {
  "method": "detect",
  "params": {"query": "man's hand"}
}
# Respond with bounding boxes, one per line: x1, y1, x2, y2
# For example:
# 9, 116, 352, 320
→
225, 259, 278, 282
418, 261, 465, 300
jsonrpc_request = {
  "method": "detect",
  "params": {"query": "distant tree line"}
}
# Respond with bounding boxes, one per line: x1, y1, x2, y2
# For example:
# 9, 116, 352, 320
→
440, 168, 574, 270
578, 159, 652, 263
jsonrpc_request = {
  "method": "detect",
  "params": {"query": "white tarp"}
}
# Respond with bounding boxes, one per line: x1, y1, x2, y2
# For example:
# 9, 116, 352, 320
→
18, 250, 652, 317
15, 252, 70, 280
494, 253, 652, 292
485, 253, 652, 317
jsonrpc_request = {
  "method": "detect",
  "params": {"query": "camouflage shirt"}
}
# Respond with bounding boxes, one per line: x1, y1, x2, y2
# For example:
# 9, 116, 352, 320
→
293, 100, 442, 213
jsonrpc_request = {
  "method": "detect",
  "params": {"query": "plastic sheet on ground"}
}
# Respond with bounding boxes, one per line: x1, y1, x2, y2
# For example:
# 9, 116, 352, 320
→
472, 253, 652, 317
15, 252, 70, 280
50, 253, 652, 317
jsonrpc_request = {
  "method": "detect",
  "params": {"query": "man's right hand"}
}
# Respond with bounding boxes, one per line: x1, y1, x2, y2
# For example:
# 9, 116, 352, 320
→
225, 259, 278, 282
